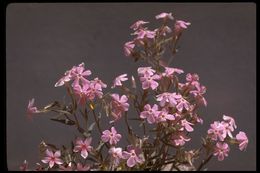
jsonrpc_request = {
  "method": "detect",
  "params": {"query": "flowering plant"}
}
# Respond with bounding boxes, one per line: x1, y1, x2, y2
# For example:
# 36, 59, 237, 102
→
21, 12, 248, 171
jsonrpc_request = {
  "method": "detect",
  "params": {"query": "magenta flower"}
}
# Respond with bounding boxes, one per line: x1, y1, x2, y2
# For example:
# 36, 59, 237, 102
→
207, 121, 226, 141
130, 20, 149, 30
174, 20, 191, 35
137, 67, 155, 77
222, 115, 237, 131
135, 29, 156, 40
110, 94, 129, 121
213, 142, 230, 161
140, 74, 160, 90
180, 119, 194, 132
101, 127, 122, 145
109, 147, 123, 167
156, 92, 181, 107
73, 138, 93, 159
20, 160, 29, 171
236, 131, 248, 151
140, 104, 160, 124
54, 65, 76, 87
162, 67, 184, 78
124, 41, 135, 57
41, 149, 64, 168
176, 97, 190, 112
112, 74, 128, 88
85, 82, 104, 101
155, 12, 174, 20
71, 63, 91, 87
171, 132, 191, 146
122, 145, 144, 168
93, 77, 107, 89
156, 109, 175, 122
27, 98, 38, 120
73, 84, 88, 105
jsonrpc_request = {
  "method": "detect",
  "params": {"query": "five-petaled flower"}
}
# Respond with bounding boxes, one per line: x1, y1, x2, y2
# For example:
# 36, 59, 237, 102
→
155, 12, 174, 20
110, 94, 129, 122
236, 131, 248, 151
109, 147, 123, 167
213, 142, 230, 161
73, 138, 93, 159
41, 149, 64, 168
112, 74, 128, 88
140, 104, 160, 124
124, 41, 135, 57
101, 127, 122, 145
130, 20, 149, 30
122, 145, 144, 168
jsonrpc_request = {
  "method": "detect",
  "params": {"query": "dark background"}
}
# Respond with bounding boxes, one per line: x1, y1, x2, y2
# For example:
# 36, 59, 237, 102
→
6, 3, 256, 171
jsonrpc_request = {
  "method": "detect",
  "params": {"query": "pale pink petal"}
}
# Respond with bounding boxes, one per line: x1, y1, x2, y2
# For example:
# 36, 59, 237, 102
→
81, 149, 88, 159
127, 157, 136, 167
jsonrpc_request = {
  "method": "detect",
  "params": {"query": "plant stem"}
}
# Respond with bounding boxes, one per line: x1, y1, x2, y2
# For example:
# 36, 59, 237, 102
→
197, 153, 213, 171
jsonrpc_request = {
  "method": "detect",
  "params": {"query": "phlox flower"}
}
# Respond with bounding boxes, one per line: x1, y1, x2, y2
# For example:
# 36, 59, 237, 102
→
73, 138, 93, 159
124, 41, 135, 57
236, 131, 248, 151
140, 104, 160, 124
156, 92, 181, 107
122, 145, 144, 168
112, 74, 128, 88
140, 74, 160, 90
41, 149, 64, 168
109, 147, 123, 167
180, 119, 194, 132
207, 121, 226, 141
155, 12, 174, 20
171, 132, 191, 146
176, 97, 191, 112
101, 127, 122, 145
110, 94, 129, 122
174, 20, 191, 35
137, 67, 155, 77
213, 142, 230, 161
130, 20, 149, 30
155, 109, 175, 122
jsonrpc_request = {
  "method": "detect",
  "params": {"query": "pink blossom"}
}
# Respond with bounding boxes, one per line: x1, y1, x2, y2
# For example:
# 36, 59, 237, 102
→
162, 67, 184, 78
155, 12, 174, 20
110, 94, 129, 121
20, 160, 29, 171
73, 138, 93, 159
176, 97, 190, 112
93, 77, 107, 89
124, 41, 135, 57
54, 66, 76, 87
73, 84, 88, 105
27, 98, 38, 120
112, 74, 128, 88
71, 63, 91, 87
140, 74, 160, 90
76, 163, 90, 171
213, 142, 230, 161
236, 131, 248, 151
155, 109, 175, 122
171, 132, 191, 146
140, 104, 160, 124
180, 119, 194, 132
137, 67, 155, 77
130, 20, 149, 30
101, 127, 122, 145
109, 147, 123, 167
85, 82, 104, 101
223, 115, 237, 131
135, 29, 156, 40
174, 20, 191, 35
41, 149, 64, 168
156, 92, 182, 107
207, 121, 226, 141
122, 145, 144, 168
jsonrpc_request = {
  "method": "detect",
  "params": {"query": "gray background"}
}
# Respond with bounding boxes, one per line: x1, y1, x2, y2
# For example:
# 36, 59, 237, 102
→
6, 3, 256, 171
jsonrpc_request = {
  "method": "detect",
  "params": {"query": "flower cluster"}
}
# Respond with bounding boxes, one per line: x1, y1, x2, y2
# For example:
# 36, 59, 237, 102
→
22, 12, 248, 171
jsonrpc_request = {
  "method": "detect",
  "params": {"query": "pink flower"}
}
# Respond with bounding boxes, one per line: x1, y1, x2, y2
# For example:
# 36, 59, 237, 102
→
101, 127, 122, 145
135, 29, 156, 40
162, 67, 184, 78
236, 131, 248, 151
27, 98, 38, 120
171, 132, 191, 146
71, 63, 91, 87
140, 74, 160, 90
85, 82, 104, 101
156, 92, 181, 107
93, 77, 107, 89
122, 145, 144, 168
176, 97, 190, 112
112, 74, 128, 88
73, 138, 93, 159
124, 41, 135, 57
110, 94, 129, 121
174, 20, 191, 35
109, 147, 123, 167
41, 149, 64, 168
130, 20, 149, 30
180, 119, 194, 132
155, 109, 175, 122
54, 66, 76, 87
140, 104, 160, 124
222, 115, 237, 131
20, 160, 29, 171
213, 142, 230, 161
137, 67, 155, 77
155, 12, 174, 20
207, 121, 226, 141
76, 163, 90, 171
73, 84, 88, 105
